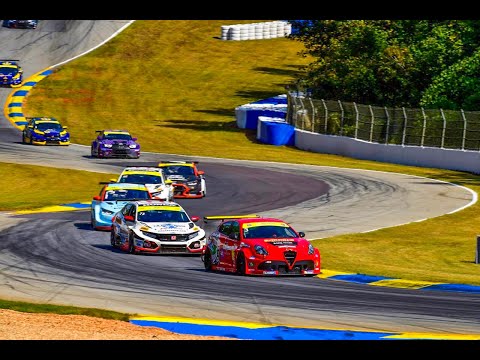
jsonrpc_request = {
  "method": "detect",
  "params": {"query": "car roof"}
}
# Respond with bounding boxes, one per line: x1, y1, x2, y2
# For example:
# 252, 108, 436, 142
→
120, 167, 163, 175
158, 161, 199, 168
104, 183, 148, 191
101, 129, 131, 135
134, 200, 184, 211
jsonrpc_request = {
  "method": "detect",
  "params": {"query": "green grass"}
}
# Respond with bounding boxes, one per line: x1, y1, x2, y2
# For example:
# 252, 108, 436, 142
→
0, 298, 132, 321
2, 20, 480, 317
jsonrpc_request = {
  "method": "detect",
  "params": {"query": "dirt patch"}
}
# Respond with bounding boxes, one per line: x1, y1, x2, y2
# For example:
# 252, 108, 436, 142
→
0, 309, 232, 340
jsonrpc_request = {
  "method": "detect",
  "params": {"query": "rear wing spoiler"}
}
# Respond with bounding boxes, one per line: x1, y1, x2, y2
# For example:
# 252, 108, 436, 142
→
158, 160, 199, 164
203, 214, 260, 223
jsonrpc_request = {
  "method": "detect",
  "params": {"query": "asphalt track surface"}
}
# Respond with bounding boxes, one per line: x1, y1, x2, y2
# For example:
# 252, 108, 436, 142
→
1, 21, 480, 337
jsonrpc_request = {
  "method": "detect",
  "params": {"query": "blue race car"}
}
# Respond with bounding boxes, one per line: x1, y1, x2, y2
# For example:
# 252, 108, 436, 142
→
22, 117, 70, 145
0, 60, 23, 87
2, 20, 38, 29
91, 129, 141, 159
91, 183, 152, 231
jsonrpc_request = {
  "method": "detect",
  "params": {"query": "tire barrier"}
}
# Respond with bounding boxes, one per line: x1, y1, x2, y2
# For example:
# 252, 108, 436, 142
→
221, 21, 292, 41
257, 116, 295, 146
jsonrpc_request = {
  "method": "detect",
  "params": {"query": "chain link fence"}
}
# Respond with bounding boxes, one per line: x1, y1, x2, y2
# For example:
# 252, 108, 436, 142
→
286, 93, 480, 151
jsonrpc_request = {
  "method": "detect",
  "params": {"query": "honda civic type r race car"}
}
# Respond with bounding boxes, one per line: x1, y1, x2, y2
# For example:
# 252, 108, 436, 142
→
91, 129, 140, 159
112, 167, 174, 201
91, 183, 152, 231
202, 215, 321, 276
111, 200, 206, 255
157, 161, 206, 198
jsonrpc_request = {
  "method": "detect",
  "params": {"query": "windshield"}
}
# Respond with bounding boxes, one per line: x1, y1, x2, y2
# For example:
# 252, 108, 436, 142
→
104, 189, 150, 201
119, 174, 163, 185
0, 67, 18, 76
104, 133, 132, 141
163, 166, 195, 177
36, 122, 63, 131
242, 225, 297, 239
137, 210, 190, 222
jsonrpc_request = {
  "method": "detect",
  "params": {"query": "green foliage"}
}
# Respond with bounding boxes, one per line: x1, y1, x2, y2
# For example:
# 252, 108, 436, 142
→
288, 20, 480, 110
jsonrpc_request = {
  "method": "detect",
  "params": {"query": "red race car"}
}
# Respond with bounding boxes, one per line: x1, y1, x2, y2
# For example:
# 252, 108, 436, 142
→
202, 215, 321, 276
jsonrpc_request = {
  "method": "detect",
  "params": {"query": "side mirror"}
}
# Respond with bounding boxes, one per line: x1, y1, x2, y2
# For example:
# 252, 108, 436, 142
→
97, 135, 102, 140
28, 125, 33, 129
109, 178, 117, 182
190, 216, 200, 222
63, 126, 68, 129
298, 231, 305, 238
93, 195, 101, 201
132, 137, 137, 141
124, 215, 134, 222
165, 179, 173, 185
198, 170, 205, 175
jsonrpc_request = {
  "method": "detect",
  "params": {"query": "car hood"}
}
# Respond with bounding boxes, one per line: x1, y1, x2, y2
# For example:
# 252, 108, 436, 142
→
138, 222, 197, 234
36, 129, 66, 136
165, 174, 196, 182
99, 201, 129, 211
101, 139, 136, 146
257, 238, 307, 250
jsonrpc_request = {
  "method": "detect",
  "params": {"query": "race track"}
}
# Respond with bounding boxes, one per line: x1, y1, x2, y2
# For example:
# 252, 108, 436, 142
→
1, 20, 479, 335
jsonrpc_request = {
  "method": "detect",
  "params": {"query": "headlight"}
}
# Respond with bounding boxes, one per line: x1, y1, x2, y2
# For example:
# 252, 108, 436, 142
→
129, 144, 137, 149
308, 243, 315, 255
103, 144, 112, 148
254, 244, 268, 256
101, 209, 114, 215
141, 231, 157, 238
187, 231, 199, 240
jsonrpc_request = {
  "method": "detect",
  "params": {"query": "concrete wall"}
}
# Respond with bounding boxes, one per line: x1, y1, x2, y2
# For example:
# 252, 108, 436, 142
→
295, 129, 480, 174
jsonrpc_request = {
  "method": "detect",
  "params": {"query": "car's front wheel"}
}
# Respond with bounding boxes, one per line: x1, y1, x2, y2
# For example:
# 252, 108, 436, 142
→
110, 230, 116, 247
203, 249, 213, 271
236, 252, 246, 276
128, 233, 137, 254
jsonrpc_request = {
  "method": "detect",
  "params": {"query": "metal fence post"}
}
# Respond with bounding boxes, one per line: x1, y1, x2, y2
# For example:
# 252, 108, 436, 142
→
421, 107, 427, 147
308, 97, 316, 132
440, 108, 446, 149
402, 107, 407, 146
461, 109, 467, 150
339, 100, 344, 136
353, 102, 359, 139
322, 99, 328, 134
384, 106, 390, 144
369, 105, 374, 142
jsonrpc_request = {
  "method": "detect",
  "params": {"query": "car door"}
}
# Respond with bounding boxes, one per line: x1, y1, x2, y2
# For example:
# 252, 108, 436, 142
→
118, 204, 136, 242
220, 221, 240, 269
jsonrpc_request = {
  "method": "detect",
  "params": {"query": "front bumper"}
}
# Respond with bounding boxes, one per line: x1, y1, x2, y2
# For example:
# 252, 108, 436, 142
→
244, 253, 321, 276
31, 139, 70, 146
131, 233, 206, 254
98, 148, 140, 158
172, 183, 203, 199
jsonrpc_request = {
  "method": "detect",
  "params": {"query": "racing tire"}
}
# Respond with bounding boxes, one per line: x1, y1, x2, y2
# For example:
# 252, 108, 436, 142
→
236, 252, 246, 276
91, 215, 97, 231
128, 234, 137, 255
29, 136, 33, 145
90, 146, 95, 158
203, 249, 213, 271
22, 133, 26, 144
110, 230, 116, 247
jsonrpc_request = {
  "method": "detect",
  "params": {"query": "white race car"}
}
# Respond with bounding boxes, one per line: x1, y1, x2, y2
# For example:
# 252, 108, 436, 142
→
111, 200, 206, 255
112, 167, 174, 201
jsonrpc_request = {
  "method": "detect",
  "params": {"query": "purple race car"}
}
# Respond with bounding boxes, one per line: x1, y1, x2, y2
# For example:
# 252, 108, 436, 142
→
90, 129, 141, 159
